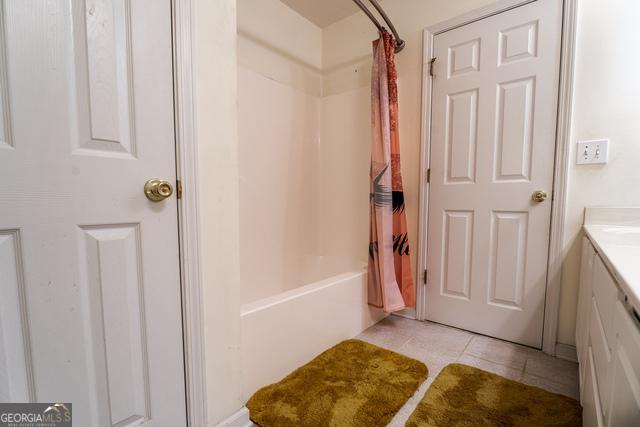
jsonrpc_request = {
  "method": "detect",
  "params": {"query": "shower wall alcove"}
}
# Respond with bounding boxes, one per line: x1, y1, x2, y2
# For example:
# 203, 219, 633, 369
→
237, 0, 386, 398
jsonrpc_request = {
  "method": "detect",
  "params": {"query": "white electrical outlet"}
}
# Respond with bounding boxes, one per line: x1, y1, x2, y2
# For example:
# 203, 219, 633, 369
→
576, 139, 609, 165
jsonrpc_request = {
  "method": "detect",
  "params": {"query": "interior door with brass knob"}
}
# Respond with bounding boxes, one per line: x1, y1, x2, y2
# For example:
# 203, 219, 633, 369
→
0, 1, 187, 425
424, 0, 562, 348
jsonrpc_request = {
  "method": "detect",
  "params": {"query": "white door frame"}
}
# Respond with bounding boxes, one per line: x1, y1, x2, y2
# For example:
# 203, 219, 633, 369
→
172, 0, 207, 425
416, 0, 578, 355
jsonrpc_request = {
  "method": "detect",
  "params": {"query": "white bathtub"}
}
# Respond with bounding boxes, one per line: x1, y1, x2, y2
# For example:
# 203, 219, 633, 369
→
240, 265, 386, 399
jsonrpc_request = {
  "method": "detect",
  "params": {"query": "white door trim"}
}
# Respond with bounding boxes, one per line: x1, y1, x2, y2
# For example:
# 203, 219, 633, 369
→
173, 0, 207, 425
416, 0, 578, 354
541, 0, 578, 356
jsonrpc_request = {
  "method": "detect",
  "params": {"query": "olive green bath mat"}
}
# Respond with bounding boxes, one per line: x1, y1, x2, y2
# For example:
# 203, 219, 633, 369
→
246, 339, 428, 427
405, 363, 582, 427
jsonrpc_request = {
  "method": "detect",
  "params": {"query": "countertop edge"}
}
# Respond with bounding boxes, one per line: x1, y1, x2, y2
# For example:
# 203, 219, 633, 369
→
583, 225, 640, 316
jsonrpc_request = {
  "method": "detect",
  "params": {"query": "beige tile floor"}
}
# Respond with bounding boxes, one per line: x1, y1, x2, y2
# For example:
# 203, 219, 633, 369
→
356, 315, 580, 426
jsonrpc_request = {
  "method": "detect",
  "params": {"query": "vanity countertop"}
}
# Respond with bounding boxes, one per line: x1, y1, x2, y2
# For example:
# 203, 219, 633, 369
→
583, 207, 640, 315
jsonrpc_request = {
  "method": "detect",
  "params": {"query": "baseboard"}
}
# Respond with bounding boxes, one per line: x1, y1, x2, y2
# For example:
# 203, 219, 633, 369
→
214, 407, 253, 427
555, 343, 578, 363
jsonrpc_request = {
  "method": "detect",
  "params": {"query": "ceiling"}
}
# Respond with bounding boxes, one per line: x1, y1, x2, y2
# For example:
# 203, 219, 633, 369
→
280, 0, 361, 28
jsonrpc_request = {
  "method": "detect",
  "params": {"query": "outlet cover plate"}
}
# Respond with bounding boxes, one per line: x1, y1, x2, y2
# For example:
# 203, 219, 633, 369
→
576, 139, 609, 165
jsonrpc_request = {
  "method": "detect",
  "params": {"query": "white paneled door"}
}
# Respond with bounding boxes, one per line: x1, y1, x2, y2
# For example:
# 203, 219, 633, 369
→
0, 1, 186, 426
426, 0, 562, 347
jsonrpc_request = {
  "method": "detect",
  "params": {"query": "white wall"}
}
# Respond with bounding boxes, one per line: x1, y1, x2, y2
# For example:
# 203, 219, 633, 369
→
558, 0, 640, 345
193, 0, 242, 424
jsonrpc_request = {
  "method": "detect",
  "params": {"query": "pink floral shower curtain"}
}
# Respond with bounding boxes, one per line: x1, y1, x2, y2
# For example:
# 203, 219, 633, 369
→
368, 32, 415, 312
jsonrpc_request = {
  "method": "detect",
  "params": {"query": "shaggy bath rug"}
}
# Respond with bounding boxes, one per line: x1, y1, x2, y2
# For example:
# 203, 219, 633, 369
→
246, 339, 428, 427
405, 363, 582, 426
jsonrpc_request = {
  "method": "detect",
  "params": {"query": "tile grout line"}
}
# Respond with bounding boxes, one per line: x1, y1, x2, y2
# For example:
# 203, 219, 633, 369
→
521, 355, 530, 381
363, 319, 579, 400
459, 335, 474, 357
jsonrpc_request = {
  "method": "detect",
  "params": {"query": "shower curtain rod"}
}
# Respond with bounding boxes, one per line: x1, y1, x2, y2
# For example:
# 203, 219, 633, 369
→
351, 0, 405, 53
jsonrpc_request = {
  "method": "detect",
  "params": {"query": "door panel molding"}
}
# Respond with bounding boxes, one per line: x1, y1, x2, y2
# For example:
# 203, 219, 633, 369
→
72, 0, 137, 157
441, 210, 474, 300
445, 89, 478, 183
494, 76, 535, 182
487, 211, 528, 309
0, 229, 35, 402
498, 20, 539, 66
417, 0, 578, 354
78, 224, 151, 425
0, 6, 12, 149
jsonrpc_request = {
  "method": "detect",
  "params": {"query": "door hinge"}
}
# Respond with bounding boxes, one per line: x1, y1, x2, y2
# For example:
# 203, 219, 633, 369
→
423, 269, 428, 285
176, 179, 183, 199
426, 168, 431, 183
429, 57, 436, 77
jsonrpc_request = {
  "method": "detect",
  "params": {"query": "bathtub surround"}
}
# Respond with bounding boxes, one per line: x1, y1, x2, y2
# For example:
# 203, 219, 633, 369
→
246, 339, 428, 427
369, 32, 415, 313
405, 363, 582, 426
237, 66, 322, 303
236, 0, 386, 406
237, 0, 325, 304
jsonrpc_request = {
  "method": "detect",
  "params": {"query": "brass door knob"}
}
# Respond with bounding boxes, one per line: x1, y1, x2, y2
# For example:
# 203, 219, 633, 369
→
144, 179, 173, 202
532, 190, 548, 203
